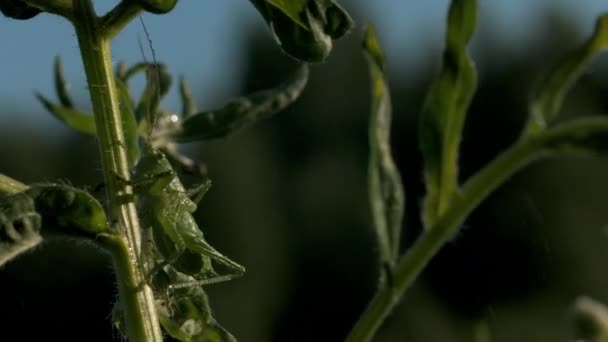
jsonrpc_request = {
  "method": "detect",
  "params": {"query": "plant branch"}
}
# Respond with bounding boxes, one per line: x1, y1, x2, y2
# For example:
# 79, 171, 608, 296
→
99, 1, 142, 39
346, 117, 608, 341
71, 1, 162, 341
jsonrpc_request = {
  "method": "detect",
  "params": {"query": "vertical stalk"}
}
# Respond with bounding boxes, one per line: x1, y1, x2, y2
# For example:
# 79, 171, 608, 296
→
71, 1, 162, 341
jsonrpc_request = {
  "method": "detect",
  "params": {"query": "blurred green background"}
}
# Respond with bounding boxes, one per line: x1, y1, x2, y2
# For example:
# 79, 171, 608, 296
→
3, 1, 608, 341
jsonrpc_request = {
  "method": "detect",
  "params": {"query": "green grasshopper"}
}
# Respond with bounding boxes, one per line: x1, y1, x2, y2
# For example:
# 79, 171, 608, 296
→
118, 114, 245, 342
130, 143, 245, 286
112, 28, 245, 340
129, 21, 244, 288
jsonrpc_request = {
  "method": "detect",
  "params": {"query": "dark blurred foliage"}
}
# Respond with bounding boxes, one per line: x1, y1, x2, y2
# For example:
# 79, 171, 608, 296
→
3, 6, 608, 342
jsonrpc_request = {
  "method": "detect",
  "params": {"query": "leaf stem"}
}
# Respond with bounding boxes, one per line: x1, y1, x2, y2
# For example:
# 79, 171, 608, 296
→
71, 1, 162, 341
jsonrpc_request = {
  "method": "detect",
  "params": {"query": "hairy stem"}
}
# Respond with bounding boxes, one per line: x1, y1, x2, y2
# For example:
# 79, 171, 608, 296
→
72, 1, 162, 341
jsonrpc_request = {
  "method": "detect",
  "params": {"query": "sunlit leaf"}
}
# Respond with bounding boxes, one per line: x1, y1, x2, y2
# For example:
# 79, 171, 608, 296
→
573, 296, 608, 341
418, 0, 477, 229
362, 25, 405, 267
525, 14, 608, 136
172, 64, 309, 142
0, 173, 27, 195
35, 93, 96, 136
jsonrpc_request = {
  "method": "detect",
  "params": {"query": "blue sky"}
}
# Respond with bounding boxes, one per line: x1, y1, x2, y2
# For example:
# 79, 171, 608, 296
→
1, 0, 608, 127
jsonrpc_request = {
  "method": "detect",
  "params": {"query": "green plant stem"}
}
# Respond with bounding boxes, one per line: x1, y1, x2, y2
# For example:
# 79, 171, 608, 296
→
346, 140, 547, 342
100, 1, 142, 39
72, 1, 162, 341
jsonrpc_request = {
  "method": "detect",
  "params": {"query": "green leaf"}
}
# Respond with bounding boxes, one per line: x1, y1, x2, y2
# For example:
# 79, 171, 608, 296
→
0, 0, 41, 20
363, 25, 405, 267
266, 0, 308, 27
132, 0, 178, 14
525, 14, 608, 136
172, 64, 309, 142
134, 63, 172, 125
249, 0, 353, 62
24, 184, 111, 236
179, 75, 198, 118
0, 184, 114, 267
418, 0, 478, 229
0, 192, 42, 266
53, 56, 74, 108
115, 77, 140, 167
35, 93, 96, 136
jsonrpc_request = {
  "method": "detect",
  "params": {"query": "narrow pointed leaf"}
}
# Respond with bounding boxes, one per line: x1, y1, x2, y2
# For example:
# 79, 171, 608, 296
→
114, 61, 133, 101
36, 93, 96, 136
249, 0, 353, 62
115, 61, 129, 83
363, 25, 405, 266
179, 75, 197, 118
418, 0, 478, 228
525, 14, 608, 136
134, 63, 172, 124
115, 78, 140, 167
53, 56, 74, 108
172, 64, 309, 142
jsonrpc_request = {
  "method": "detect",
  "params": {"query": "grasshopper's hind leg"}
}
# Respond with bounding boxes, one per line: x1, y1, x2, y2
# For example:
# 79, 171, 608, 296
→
168, 271, 243, 291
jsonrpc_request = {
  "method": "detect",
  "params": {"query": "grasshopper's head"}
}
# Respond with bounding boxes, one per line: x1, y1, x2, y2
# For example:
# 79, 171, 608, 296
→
135, 144, 174, 179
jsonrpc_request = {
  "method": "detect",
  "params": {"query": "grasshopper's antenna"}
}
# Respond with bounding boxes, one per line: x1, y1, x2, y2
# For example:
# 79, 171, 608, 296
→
138, 16, 161, 143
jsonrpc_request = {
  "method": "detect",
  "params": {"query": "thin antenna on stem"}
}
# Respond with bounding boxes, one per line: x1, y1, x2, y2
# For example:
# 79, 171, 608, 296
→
138, 15, 161, 141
